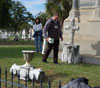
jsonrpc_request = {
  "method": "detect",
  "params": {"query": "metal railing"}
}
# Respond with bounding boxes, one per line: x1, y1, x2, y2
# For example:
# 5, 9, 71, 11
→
0, 67, 62, 88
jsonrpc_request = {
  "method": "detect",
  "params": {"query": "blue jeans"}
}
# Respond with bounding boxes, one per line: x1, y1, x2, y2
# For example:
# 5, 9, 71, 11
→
34, 35, 42, 52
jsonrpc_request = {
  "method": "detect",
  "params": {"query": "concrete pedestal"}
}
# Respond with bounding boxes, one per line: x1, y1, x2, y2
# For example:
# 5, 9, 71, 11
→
61, 43, 80, 64
10, 64, 45, 81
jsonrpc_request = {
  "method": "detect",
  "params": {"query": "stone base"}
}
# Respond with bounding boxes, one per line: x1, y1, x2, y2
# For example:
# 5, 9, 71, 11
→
49, 50, 100, 65
81, 54, 100, 65
61, 43, 80, 64
10, 64, 45, 81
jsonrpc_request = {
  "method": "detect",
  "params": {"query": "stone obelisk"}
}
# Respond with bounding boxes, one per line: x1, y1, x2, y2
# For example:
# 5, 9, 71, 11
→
70, 0, 79, 18
73, 0, 79, 9
94, 0, 100, 18
63, 0, 100, 65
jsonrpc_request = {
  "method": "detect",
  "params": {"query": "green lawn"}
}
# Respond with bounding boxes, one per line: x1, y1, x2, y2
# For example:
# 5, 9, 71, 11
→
0, 39, 34, 45
0, 45, 100, 88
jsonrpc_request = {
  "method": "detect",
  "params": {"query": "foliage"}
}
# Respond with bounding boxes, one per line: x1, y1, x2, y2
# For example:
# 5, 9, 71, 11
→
9, 1, 34, 32
0, 0, 34, 32
36, 12, 47, 26
0, 0, 12, 28
46, 0, 72, 24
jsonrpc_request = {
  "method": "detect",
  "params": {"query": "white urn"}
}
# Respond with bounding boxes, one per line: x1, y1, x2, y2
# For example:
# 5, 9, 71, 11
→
22, 50, 35, 67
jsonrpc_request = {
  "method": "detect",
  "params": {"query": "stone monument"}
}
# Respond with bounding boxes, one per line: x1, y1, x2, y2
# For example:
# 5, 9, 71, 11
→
1, 31, 8, 39
62, 0, 100, 65
61, 17, 80, 64
10, 50, 45, 81
28, 28, 34, 40
22, 29, 26, 40
0, 30, 2, 38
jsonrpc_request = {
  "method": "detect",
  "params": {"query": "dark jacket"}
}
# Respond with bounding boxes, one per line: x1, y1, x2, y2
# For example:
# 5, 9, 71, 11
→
62, 77, 91, 88
43, 18, 62, 40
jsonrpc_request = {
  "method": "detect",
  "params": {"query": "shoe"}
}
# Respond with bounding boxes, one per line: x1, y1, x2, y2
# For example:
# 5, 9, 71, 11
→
42, 60, 47, 63
54, 62, 58, 64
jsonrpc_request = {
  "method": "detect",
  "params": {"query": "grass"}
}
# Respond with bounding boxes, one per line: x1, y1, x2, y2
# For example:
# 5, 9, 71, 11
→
0, 40, 34, 45
0, 45, 100, 88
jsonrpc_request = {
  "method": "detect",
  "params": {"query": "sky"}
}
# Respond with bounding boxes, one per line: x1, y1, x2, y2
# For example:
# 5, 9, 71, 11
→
15, 0, 46, 16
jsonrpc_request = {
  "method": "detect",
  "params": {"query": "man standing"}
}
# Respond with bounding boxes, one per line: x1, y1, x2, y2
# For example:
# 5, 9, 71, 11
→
42, 13, 63, 64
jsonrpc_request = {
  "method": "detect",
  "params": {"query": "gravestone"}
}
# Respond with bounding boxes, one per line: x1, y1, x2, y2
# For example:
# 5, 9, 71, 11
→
62, 0, 100, 65
1, 31, 8, 39
28, 28, 34, 40
63, 0, 100, 56
61, 18, 80, 64
0, 30, 2, 38
10, 50, 45, 81
22, 29, 26, 40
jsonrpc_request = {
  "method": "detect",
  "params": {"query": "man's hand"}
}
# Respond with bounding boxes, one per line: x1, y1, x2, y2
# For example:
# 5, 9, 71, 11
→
61, 37, 63, 41
46, 38, 49, 41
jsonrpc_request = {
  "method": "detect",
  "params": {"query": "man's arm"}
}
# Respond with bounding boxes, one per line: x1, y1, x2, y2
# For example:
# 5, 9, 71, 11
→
43, 19, 51, 39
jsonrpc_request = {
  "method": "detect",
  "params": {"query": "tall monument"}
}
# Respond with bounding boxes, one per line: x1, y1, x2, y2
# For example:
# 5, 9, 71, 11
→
63, 0, 100, 58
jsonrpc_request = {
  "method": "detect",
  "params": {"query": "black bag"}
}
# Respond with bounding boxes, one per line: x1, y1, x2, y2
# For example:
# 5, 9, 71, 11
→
62, 77, 91, 88
94, 87, 100, 88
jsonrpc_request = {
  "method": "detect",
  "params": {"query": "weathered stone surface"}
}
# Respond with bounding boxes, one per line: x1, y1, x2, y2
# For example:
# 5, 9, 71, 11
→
82, 54, 100, 65
62, 0, 100, 56
79, 0, 95, 7
73, 0, 79, 8
65, 18, 79, 44
61, 44, 80, 64
10, 64, 45, 81
61, 15, 80, 64
22, 50, 35, 67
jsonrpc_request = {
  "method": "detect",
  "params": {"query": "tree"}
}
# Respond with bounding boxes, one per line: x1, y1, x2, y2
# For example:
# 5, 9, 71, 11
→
0, 0, 34, 32
0, 0, 12, 29
45, 0, 72, 24
10, 1, 34, 33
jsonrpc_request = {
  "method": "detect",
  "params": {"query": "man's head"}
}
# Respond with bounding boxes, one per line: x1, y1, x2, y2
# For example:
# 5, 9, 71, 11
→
52, 13, 59, 20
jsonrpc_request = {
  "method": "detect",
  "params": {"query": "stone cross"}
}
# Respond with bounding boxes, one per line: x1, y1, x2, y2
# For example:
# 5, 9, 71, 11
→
65, 18, 79, 45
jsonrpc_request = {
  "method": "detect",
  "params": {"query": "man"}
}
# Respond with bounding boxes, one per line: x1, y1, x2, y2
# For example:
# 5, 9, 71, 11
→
42, 13, 63, 64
